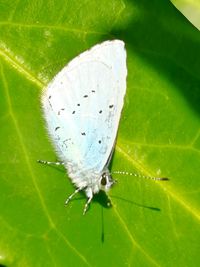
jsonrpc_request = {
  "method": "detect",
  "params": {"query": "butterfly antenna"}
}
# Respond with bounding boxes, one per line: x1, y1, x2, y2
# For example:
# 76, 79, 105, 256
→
37, 160, 64, 166
112, 171, 169, 181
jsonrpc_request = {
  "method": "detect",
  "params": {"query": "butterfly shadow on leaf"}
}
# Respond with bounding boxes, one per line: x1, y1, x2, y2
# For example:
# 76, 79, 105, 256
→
68, 190, 112, 243
67, 190, 112, 211
110, 195, 161, 211
92, 190, 113, 209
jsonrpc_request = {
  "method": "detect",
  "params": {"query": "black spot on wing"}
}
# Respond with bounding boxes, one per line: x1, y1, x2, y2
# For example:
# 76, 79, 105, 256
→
63, 138, 72, 149
48, 96, 52, 108
58, 108, 65, 115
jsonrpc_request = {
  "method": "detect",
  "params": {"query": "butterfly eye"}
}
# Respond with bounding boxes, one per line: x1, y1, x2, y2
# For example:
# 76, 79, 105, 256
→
101, 175, 107, 186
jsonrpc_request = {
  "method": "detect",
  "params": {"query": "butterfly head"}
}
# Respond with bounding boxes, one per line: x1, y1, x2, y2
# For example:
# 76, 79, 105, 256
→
100, 171, 116, 192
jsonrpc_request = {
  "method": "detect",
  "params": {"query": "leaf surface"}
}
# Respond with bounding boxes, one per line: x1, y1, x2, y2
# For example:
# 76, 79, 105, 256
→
0, 1, 200, 266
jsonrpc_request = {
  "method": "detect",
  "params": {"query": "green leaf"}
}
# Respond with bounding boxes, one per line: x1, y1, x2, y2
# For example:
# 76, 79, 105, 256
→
171, 0, 200, 30
1, 1, 200, 266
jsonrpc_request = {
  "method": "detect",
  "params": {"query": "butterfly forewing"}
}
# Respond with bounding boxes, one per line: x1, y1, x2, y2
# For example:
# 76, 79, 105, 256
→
42, 40, 127, 177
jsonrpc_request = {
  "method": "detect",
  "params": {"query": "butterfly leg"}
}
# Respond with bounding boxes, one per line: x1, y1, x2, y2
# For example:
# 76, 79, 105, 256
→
65, 187, 83, 205
83, 187, 93, 215
37, 160, 64, 166
83, 196, 93, 215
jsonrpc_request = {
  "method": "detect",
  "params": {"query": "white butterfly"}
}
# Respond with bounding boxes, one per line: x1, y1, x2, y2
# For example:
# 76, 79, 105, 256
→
39, 40, 127, 214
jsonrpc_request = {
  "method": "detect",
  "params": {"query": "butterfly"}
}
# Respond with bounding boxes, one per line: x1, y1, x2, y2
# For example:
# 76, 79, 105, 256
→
38, 40, 127, 214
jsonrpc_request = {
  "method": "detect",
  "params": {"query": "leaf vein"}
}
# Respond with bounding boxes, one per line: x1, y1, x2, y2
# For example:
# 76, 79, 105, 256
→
0, 47, 44, 88
116, 144, 200, 222
113, 208, 160, 267
0, 21, 107, 35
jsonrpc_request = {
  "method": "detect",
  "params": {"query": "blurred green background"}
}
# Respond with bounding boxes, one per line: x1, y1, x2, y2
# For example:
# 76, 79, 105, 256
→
0, 0, 200, 266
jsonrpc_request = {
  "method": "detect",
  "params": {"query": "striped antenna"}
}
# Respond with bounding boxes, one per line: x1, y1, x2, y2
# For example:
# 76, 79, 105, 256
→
112, 171, 169, 181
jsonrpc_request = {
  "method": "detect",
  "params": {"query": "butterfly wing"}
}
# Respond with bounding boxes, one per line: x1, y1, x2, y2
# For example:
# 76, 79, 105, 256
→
42, 40, 127, 177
